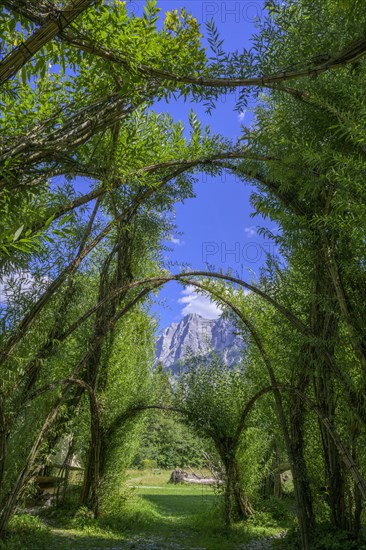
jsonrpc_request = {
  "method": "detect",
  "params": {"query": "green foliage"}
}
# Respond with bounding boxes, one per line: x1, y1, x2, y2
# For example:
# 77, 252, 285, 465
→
140, 459, 158, 470
135, 413, 209, 469
70, 507, 97, 530
0, 514, 52, 549
177, 357, 249, 441
256, 497, 293, 524
276, 524, 366, 550
0, 0, 216, 262
311, 525, 366, 550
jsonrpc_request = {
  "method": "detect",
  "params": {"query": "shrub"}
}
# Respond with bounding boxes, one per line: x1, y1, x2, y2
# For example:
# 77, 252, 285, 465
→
248, 510, 276, 528
259, 497, 292, 522
274, 524, 366, 550
70, 506, 97, 530
313, 524, 365, 550
141, 459, 157, 470
0, 514, 52, 549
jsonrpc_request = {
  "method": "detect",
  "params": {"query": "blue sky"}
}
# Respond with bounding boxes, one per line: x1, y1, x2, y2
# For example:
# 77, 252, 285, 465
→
1, 2, 274, 330
134, 1, 273, 330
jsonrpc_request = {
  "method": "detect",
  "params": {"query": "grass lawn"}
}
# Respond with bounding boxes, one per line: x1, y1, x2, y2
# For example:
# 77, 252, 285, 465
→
1, 470, 292, 549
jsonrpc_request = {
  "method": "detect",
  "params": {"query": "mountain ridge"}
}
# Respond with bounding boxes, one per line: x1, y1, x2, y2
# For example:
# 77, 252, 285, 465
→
155, 313, 244, 374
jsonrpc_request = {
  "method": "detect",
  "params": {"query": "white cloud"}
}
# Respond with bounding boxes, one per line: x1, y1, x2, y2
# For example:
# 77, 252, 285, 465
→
167, 236, 184, 246
244, 225, 258, 237
238, 110, 246, 122
178, 286, 222, 319
0, 271, 49, 305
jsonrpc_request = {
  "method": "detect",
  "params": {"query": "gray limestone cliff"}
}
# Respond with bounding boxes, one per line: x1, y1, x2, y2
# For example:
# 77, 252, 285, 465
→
155, 313, 244, 374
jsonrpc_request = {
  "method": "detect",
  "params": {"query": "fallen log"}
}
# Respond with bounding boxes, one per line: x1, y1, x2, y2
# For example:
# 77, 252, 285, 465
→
168, 469, 223, 485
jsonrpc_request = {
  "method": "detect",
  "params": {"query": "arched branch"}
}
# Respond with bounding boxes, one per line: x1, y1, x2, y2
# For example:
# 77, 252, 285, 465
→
4, 3, 365, 96
37, 271, 309, 360
184, 280, 291, 447
7, 267, 366, 428
184, 276, 366, 427
80, 35, 366, 88
13, 282, 162, 402
21, 18, 366, 90
1, 270, 304, 376
106, 405, 186, 439
25, 151, 278, 234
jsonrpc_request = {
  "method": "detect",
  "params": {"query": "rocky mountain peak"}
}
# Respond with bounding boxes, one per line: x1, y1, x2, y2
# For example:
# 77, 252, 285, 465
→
155, 314, 244, 374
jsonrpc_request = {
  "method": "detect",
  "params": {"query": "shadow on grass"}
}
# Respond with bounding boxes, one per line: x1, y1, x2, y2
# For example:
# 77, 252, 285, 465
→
6, 488, 292, 550
141, 492, 217, 518
50, 530, 127, 549
95, 491, 239, 549
49, 530, 232, 550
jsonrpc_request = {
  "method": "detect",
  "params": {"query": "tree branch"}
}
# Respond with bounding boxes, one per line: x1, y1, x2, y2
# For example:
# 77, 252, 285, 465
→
44, 31, 366, 90
0, 0, 96, 86
4, 3, 366, 92
234, 384, 366, 500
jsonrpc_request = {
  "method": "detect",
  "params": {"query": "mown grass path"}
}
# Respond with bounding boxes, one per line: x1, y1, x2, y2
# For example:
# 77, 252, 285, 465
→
7, 470, 289, 549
